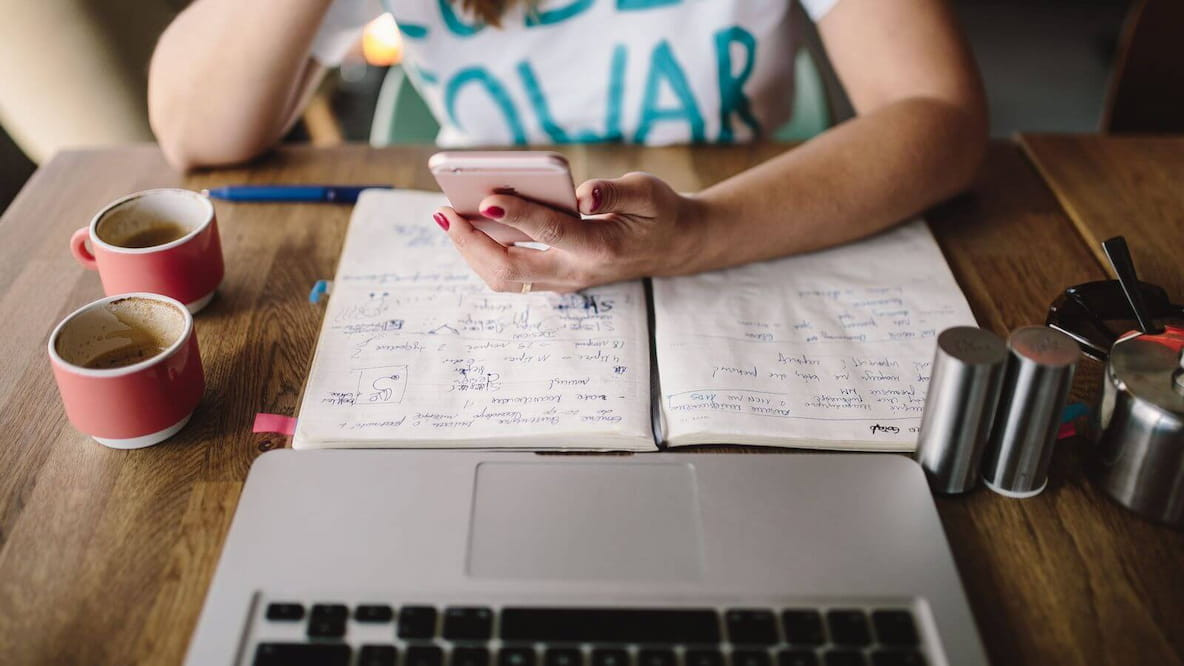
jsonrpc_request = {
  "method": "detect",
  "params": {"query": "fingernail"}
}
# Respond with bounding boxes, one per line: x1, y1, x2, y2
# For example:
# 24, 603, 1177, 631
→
482, 205, 505, 219
433, 212, 449, 231
590, 186, 602, 213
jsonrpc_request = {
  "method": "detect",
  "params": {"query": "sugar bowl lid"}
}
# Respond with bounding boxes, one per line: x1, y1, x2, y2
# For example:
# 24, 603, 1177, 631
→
1109, 325, 1184, 416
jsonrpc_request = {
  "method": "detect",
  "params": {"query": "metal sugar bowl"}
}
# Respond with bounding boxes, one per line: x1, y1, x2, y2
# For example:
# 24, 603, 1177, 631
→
1094, 325, 1184, 527
1046, 236, 1184, 527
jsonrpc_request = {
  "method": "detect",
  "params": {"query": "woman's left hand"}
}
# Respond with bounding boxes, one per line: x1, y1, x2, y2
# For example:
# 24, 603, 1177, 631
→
432, 172, 704, 293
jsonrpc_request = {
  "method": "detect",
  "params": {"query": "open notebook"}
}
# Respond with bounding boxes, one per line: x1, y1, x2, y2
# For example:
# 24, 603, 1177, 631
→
293, 190, 976, 451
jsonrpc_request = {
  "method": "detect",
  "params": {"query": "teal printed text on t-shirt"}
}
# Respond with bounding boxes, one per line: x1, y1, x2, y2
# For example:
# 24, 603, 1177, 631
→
525, 0, 595, 26
433, 0, 690, 35
517, 45, 627, 143
633, 40, 705, 143
715, 26, 762, 140
436, 23, 759, 145
445, 67, 527, 144
439, 0, 485, 36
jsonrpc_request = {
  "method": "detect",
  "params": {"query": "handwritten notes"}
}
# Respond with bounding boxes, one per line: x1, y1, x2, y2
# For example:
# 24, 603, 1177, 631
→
297, 190, 974, 452
652, 221, 976, 450
294, 190, 654, 450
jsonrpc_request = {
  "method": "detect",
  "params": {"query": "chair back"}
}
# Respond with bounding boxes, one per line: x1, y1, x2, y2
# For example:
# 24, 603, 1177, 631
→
1102, 0, 1184, 133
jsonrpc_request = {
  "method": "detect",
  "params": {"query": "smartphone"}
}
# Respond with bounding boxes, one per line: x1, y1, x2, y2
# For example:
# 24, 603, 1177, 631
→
429, 151, 578, 246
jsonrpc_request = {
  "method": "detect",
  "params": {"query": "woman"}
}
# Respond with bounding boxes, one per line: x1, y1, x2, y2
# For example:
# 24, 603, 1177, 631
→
149, 0, 986, 294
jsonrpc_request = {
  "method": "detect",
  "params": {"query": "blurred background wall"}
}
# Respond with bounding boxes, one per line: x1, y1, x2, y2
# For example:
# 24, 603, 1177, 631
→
0, 0, 1134, 215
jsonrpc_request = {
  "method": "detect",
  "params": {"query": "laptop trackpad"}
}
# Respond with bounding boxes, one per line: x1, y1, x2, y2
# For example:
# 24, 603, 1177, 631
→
467, 462, 704, 582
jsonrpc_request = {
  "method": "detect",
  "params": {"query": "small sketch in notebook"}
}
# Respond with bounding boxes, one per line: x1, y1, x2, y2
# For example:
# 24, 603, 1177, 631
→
335, 291, 392, 323
356, 365, 408, 405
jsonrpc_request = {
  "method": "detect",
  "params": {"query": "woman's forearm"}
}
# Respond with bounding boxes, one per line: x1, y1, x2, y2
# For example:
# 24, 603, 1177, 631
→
675, 95, 987, 275
148, 0, 334, 169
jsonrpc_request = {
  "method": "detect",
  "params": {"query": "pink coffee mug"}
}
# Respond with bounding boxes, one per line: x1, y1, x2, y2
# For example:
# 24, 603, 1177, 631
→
48, 293, 205, 449
70, 188, 224, 313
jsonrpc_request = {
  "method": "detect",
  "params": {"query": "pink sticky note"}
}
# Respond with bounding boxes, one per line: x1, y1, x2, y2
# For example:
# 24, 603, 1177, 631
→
253, 413, 297, 436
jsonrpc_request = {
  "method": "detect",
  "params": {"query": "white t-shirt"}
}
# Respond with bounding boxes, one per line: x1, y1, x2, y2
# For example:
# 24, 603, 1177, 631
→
313, 0, 838, 147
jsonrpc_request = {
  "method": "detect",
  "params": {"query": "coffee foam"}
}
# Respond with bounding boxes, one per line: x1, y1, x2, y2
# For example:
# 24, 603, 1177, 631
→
55, 297, 187, 369
95, 190, 207, 248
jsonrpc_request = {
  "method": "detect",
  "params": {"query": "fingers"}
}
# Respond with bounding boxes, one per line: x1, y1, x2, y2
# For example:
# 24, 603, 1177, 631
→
435, 207, 569, 293
475, 194, 594, 251
576, 171, 663, 216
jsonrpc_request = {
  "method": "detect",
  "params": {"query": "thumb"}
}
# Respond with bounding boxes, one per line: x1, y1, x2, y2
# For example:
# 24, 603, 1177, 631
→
577, 171, 664, 217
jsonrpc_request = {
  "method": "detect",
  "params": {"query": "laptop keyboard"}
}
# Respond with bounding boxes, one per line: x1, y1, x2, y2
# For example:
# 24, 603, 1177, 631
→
248, 603, 928, 666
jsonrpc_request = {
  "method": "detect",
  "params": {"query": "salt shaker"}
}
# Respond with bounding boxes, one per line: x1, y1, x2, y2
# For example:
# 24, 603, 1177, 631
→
981, 326, 1079, 498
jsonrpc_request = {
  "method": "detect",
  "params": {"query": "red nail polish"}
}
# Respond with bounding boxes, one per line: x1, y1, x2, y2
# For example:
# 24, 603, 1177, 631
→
590, 186, 602, 213
482, 205, 505, 219
433, 212, 449, 231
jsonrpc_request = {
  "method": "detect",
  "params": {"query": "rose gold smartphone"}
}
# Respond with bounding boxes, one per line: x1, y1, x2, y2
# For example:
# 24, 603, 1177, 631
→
429, 151, 578, 246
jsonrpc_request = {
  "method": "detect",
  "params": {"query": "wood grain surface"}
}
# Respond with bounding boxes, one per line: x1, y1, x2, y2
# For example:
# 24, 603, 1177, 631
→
1019, 133, 1184, 301
0, 141, 1181, 666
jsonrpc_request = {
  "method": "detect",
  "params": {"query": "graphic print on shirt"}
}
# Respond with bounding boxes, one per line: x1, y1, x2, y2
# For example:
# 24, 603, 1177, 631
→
379, 0, 799, 146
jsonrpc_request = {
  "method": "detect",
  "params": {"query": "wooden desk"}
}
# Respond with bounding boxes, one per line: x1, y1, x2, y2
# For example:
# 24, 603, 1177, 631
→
0, 141, 1181, 665
1020, 133, 1184, 300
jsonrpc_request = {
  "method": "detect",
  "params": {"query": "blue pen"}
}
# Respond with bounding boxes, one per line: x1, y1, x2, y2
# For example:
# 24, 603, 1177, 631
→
202, 184, 393, 203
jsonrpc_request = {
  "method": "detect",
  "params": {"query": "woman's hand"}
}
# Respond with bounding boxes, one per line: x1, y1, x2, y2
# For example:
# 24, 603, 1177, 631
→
433, 172, 704, 293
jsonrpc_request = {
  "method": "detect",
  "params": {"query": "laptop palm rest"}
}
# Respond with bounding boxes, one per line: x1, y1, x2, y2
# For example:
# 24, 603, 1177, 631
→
468, 462, 704, 582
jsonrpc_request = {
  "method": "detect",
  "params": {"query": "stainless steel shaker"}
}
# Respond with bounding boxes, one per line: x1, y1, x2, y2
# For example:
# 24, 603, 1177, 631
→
981, 326, 1079, 497
915, 327, 1008, 493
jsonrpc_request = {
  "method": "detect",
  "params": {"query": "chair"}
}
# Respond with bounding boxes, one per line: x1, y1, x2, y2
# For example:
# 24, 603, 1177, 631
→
1101, 0, 1184, 133
370, 65, 441, 145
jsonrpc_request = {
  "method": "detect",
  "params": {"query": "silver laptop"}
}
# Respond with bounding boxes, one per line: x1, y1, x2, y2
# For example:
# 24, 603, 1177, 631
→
186, 451, 987, 666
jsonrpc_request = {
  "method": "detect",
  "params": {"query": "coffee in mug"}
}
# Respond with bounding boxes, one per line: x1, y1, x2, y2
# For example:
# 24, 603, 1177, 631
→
70, 189, 225, 313
49, 293, 205, 449
99, 220, 192, 249
56, 297, 181, 370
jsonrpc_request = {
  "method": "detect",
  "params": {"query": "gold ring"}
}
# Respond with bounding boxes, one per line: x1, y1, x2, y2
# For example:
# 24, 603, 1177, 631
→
521, 282, 533, 294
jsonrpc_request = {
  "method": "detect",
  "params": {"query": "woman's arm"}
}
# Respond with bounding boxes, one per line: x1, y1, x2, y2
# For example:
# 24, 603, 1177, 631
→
147, 0, 335, 170
681, 0, 988, 272
435, 0, 987, 293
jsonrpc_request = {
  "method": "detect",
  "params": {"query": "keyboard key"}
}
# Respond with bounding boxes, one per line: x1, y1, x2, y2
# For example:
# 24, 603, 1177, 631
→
589, 644, 629, 663
502, 608, 720, 644
869, 651, 925, 666
731, 649, 772, 666
307, 616, 347, 638
400, 606, 440, 639
311, 603, 349, 619
444, 607, 495, 640
686, 649, 725, 666
637, 648, 676, 666
453, 647, 492, 666
407, 645, 445, 666
500, 647, 537, 666
777, 651, 819, 666
825, 611, 870, 647
360, 645, 398, 666
822, 651, 866, 666
870, 611, 918, 646
545, 647, 584, 666
356, 604, 395, 623
591, 648, 630, 666
781, 610, 825, 645
265, 603, 305, 621
726, 610, 779, 645
254, 642, 351, 666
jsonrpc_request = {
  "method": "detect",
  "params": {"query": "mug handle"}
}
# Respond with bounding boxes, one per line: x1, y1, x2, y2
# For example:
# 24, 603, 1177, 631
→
70, 227, 98, 270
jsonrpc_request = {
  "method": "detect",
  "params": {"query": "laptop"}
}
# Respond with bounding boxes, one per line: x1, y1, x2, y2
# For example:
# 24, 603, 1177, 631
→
185, 451, 987, 666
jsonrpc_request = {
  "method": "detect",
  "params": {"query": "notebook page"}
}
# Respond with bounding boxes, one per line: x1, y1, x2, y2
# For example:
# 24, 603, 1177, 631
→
294, 190, 653, 450
652, 220, 976, 450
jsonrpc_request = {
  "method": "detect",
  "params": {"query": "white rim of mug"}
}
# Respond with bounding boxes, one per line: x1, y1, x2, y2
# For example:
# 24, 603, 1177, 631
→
47, 292, 194, 379
88, 188, 214, 255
